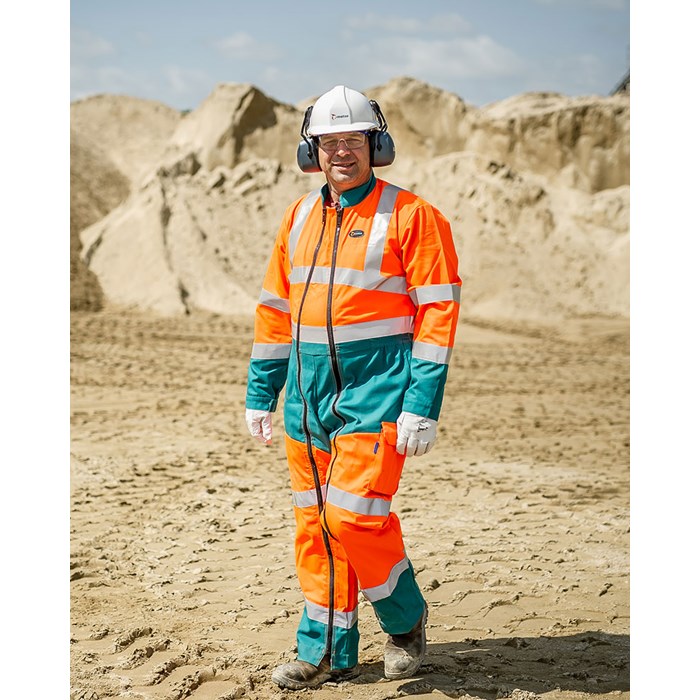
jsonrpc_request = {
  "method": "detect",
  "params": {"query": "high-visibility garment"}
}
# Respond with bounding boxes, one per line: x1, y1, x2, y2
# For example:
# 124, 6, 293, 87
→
246, 175, 461, 669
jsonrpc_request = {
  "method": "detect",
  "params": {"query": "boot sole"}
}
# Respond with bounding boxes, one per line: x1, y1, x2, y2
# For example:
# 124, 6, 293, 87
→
271, 666, 359, 690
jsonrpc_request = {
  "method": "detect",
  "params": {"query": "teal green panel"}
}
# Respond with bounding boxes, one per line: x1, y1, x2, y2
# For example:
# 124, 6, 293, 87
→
332, 336, 412, 436
246, 357, 289, 411
322, 172, 376, 208
331, 622, 359, 669
370, 566, 426, 635
296, 608, 327, 667
296, 608, 359, 669
403, 357, 449, 420
284, 336, 412, 443
283, 345, 333, 450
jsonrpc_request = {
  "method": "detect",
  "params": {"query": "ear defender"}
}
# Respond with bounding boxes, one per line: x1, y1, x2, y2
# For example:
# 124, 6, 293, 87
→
369, 130, 395, 168
296, 106, 321, 173
368, 100, 395, 168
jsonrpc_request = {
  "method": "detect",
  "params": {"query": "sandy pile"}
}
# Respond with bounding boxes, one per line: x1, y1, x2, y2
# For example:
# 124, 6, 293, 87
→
70, 77, 629, 321
70, 95, 181, 311
70, 129, 130, 310
70, 94, 182, 184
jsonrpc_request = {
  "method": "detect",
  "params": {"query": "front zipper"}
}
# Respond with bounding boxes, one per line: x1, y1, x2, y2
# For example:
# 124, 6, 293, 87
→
321, 205, 350, 533
293, 205, 337, 659
318, 202, 348, 657
321, 207, 347, 668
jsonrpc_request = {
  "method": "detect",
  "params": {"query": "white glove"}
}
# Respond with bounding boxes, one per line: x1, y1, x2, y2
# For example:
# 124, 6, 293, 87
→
245, 408, 273, 445
396, 411, 437, 457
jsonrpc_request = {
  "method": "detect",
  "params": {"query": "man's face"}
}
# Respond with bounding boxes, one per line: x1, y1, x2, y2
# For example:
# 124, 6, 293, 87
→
316, 131, 372, 194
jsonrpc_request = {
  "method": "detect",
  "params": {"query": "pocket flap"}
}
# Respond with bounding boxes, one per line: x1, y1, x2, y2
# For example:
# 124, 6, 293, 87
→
381, 421, 398, 447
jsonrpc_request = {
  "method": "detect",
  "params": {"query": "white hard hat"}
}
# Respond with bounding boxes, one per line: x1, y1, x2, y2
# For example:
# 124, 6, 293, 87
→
307, 85, 380, 136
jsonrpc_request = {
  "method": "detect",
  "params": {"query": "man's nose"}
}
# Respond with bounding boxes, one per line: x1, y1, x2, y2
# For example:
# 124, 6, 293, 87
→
334, 139, 354, 153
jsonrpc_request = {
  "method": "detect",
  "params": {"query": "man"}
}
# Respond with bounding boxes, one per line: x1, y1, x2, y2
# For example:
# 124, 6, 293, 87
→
245, 85, 461, 689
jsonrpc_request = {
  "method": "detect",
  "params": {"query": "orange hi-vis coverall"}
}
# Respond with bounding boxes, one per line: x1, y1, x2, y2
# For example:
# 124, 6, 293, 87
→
246, 174, 461, 669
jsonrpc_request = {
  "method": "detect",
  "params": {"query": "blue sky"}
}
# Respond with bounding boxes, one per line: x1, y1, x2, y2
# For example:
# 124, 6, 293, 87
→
70, 0, 629, 110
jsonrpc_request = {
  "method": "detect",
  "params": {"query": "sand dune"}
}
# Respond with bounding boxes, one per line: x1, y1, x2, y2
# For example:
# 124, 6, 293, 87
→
70, 77, 629, 321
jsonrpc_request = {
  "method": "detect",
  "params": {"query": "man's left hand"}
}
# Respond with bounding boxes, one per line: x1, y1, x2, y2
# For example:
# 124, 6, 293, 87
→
396, 411, 437, 457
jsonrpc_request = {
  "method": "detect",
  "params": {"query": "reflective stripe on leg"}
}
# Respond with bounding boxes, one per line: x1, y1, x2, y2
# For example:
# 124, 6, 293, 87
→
364, 560, 426, 635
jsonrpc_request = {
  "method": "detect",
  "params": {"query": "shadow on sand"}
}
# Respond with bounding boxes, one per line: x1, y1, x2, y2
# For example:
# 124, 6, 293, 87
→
354, 631, 629, 698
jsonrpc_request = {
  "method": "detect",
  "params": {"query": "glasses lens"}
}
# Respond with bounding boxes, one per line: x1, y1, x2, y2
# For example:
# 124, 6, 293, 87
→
318, 133, 367, 151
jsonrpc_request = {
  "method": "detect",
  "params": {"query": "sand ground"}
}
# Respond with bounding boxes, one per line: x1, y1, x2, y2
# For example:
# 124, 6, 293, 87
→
70, 311, 629, 700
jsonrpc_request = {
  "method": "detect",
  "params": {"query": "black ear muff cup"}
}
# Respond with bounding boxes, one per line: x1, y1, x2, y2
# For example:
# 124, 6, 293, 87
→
370, 130, 395, 168
297, 106, 321, 173
296, 139, 321, 173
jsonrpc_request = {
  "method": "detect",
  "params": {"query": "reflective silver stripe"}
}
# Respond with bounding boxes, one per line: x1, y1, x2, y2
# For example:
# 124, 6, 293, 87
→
326, 485, 391, 517
412, 341, 453, 365
412, 283, 462, 305
251, 343, 291, 360
339, 267, 407, 294
361, 556, 410, 603
305, 598, 358, 629
363, 184, 401, 276
291, 316, 414, 344
288, 190, 322, 263
289, 266, 408, 294
292, 484, 327, 508
258, 289, 290, 313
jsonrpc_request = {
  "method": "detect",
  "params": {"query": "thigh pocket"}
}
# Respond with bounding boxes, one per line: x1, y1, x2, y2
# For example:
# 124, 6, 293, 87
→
366, 422, 406, 497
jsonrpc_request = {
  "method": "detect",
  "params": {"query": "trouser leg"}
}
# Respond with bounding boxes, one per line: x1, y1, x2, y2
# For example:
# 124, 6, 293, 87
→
285, 435, 360, 669
322, 428, 426, 635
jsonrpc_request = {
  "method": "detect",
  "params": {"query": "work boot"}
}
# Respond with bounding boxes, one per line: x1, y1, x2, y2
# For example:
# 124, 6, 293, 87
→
271, 655, 359, 690
384, 604, 428, 679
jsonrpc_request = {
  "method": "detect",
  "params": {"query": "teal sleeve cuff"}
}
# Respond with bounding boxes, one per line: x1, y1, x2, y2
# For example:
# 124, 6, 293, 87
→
246, 357, 289, 412
402, 357, 449, 421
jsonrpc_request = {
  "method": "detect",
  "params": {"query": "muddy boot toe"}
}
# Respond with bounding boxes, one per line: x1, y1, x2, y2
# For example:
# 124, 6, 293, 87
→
271, 656, 358, 690
384, 604, 428, 680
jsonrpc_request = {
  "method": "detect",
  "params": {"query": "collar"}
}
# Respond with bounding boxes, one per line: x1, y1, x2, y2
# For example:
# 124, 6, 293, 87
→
323, 172, 376, 208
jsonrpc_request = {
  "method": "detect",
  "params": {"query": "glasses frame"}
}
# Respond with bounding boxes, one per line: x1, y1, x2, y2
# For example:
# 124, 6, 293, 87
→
315, 131, 370, 153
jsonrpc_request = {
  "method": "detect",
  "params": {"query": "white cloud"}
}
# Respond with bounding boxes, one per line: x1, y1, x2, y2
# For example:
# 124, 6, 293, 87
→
262, 66, 282, 82
533, 0, 628, 9
215, 31, 255, 52
135, 31, 154, 48
213, 31, 281, 61
357, 34, 523, 82
71, 28, 114, 58
254, 26, 523, 106
592, 0, 628, 9
523, 52, 612, 96
426, 13, 474, 34
347, 12, 472, 35
164, 66, 213, 95
70, 64, 145, 101
347, 13, 423, 33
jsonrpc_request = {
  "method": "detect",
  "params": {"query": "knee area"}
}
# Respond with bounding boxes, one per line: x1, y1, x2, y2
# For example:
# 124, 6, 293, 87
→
323, 502, 389, 537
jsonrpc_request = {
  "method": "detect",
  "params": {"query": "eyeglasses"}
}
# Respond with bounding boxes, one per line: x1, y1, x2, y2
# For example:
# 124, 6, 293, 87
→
317, 132, 368, 152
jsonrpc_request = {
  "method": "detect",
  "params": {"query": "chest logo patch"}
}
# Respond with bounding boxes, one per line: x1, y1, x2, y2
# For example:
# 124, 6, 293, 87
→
348, 229, 365, 238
